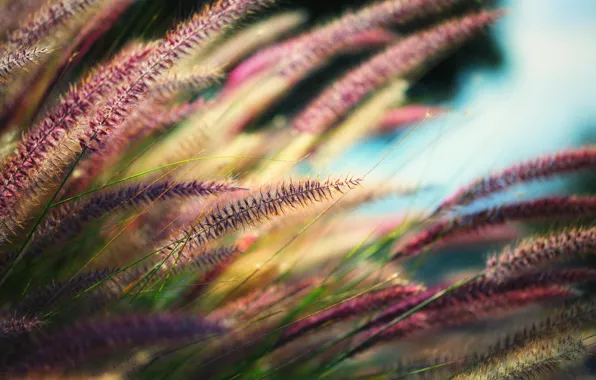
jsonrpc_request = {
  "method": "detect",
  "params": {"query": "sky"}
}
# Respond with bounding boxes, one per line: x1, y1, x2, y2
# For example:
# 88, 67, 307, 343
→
325, 0, 596, 212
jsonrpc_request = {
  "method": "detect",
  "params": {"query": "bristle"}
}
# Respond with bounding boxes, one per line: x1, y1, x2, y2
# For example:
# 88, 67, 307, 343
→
15, 269, 120, 316
262, 179, 421, 234
292, 11, 502, 134
0, 0, 271, 243
175, 245, 242, 274
351, 286, 573, 358
394, 195, 596, 258
162, 177, 361, 263
7, 0, 101, 48
488, 226, 596, 280
0, 44, 53, 83
360, 269, 594, 334
0, 315, 43, 338
0, 0, 46, 35
457, 335, 586, 380
0, 1, 593, 378
3, 313, 225, 374
227, 0, 466, 88
0, 42, 155, 241
437, 146, 596, 213
18, 180, 244, 264
280, 283, 426, 345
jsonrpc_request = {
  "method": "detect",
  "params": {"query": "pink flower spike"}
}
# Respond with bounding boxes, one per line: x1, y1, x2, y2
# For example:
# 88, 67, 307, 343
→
292, 10, 503, 134
357, 268, 591, 342
427, 224, 521, 252
224, 28, 397, 92
225, 0, 467, 90
357, 286, 572, 356
437, 146, 596, 213
280, 283, 426, 345
394, 195, 596, 258
488, 226, 596, 280
7, 0, 101, 48
6, 314, 224, 374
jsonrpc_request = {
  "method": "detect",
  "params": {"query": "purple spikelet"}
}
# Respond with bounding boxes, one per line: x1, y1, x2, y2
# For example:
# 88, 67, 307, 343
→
0, 0, 45, 35
18, 181, 244, 264
487, 227, 596, 280
281, 283, 425, 344
354, 286, 572, 357
178, 246, 243, 307
228, 0, 467, 87
437, 146, 596, 213
0, 0, 271, 242
164, 177, 361, 256
395, 195, 596, 258
0, 316, 43, 338
292, 10, 503, 134
16, 269, 120, 316
4, 313, 225, 374
6, 0, 101, 48
360, 269, 595, 334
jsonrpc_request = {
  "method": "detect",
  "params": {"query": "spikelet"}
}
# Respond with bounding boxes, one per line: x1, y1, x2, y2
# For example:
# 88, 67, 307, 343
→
3, 313, 225, 374
6, 0, 101, 48
485, 298, 596, 362
65, 96, 214, 195
0, 44, 53, 83
437, 146, 596, 213
177, 245, 244, 306
351, 273, 596, 360
199, 10, 308, 71
0, 0, 271, 243
0, 42, 155, 242
0, 0, 46, 35
261, 179, 421, 235
394, 195, 596, 258
156, 0, 470, 174
161, 177, 361, 266
125, 245, 244, 294
18, 181, 244, 264
170, 245, 243, 275
360, 269, 595, 335
351, 286, 574, 359
311, 79, 408, 167
292, 11, 502, 134
0, 0, 135, 137
280, 283, 426, 345
457, 335, 586, 380
227, 0, 466, 88
0, 315, 43, 338
62, 0, 273, 177
113, 96, 212, 151
3, 1, 593, 378
15, 268, 120, 316
487, 226, 596, 280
